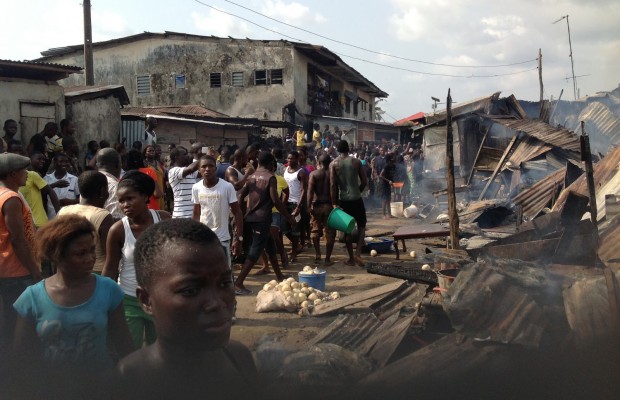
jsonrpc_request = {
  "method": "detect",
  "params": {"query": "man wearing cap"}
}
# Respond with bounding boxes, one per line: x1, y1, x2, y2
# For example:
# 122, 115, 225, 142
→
0, 153, 41, 350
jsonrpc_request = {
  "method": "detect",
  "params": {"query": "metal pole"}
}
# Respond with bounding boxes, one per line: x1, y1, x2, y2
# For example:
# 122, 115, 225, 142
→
580, 121, 599, 246
83, 0, 95, 85
446, 89, 459, 249
565, 15, 577, 100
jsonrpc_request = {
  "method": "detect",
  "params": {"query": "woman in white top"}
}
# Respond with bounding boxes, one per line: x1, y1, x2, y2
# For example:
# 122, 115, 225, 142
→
103, 171, 170, 348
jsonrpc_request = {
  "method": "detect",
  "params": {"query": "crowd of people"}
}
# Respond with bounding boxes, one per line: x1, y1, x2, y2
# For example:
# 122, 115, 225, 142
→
0, 117, 424, 398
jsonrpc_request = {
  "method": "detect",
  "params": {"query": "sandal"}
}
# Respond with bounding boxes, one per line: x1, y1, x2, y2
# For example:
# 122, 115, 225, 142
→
234, 287, 252, 296
354, 256, 366, 267
253, 268, 271, 276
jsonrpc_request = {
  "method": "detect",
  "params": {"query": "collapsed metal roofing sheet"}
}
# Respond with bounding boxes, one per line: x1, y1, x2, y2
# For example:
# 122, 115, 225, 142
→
552, 145, 620, 221
491, 117, 581, 152
572, 102, 620, 149
505, 136, 552, 170
513, 168, 566, 221
426, 92, 501, 124
598, 217, 620, 266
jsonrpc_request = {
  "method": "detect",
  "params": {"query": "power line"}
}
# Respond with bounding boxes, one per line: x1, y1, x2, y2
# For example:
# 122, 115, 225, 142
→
339, 52, 539, 78
218, 0, 537, 69
193, 0, 538, 79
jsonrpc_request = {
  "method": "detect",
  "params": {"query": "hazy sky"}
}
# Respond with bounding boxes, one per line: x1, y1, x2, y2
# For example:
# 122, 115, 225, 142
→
2, 0, 618, 121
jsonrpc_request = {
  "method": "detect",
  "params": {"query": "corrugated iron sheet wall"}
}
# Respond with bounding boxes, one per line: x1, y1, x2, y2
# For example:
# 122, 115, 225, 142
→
120, 120, 144, 147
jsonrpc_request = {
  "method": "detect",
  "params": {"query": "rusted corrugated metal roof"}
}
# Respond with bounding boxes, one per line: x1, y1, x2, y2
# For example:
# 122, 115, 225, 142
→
0, 59, 81, 80
491, 117, 581, 152
553, 145, 620, 221
505, 136, 552, 170
64, 84, 130, 105
572, 102, 620, 149
599, 216, 620, 266
121, 105, 228, 118
426, 92, 501, 124
514, 168, 566, 221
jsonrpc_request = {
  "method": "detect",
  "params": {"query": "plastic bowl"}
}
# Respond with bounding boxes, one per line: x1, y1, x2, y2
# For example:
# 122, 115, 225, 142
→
364, 237, 394, 253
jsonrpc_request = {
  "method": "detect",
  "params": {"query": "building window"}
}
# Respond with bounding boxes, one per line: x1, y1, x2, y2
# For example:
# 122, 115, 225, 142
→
232, 72, 244, 87
175, 74, 186, 89
210, 73, 222, 88
345, 99, 351, 114
255, 70, 267, 86
270, 69, 283, 84
136, 75, 151, 96
353, 100, 359, 116
254, 69, 283, 86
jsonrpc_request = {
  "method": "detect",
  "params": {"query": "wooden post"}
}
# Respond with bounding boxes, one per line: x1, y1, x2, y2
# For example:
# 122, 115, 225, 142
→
83, 0, 95, 86
446, 89, 459, 249
538, 48, 543, 117
580, 120, 599, 245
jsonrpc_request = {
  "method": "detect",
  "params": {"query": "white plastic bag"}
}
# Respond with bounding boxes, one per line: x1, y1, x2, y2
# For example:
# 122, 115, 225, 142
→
255, 290, 297, 313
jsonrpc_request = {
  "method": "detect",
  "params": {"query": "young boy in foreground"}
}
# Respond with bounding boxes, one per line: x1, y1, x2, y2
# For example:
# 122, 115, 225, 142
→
109, 219, 257, 399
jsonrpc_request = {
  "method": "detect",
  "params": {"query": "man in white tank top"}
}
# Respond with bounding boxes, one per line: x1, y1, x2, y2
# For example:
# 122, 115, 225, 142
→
283, 150, 307, 259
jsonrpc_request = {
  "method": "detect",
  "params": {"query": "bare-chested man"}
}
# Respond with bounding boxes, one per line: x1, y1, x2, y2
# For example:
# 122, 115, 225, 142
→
330, 140, 368, 267
308, 154, 336, 265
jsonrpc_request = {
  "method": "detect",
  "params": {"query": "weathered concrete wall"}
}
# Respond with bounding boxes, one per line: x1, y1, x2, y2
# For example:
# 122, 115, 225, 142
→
51, 37, 296, 121
0, 79, 65, 144
66, 96, 121, 156
45, 36, 379, 125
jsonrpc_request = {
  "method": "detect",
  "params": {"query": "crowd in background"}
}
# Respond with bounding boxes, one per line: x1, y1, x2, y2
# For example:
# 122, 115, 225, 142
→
0, 116, 424, 398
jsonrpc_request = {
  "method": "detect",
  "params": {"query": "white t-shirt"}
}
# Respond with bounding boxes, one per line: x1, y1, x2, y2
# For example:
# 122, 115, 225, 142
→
191, 178, 237, 242
44, 172, 79, 219
168, 166, 198, 218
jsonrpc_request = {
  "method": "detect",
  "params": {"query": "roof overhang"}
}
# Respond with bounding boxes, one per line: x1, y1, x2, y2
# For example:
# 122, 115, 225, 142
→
0, 59, 81, 81
65, 84, 130, 105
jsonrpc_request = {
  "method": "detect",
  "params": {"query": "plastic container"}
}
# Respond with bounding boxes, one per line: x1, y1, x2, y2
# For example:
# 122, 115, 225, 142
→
364, 237, 394, 253
390, 202, 404, 218
298, 270, 326, 291
392, 182, 404, 189
327, 208, 356, 234
436, 268, 460, 298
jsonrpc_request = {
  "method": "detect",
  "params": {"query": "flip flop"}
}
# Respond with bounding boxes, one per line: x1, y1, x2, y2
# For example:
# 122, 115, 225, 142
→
344, 260, 356, 266
354, 256, 366, 267
253, 268, 271, 276
324, 261, 335, 267
234, 288, 252, 296
313, 257, 322, 265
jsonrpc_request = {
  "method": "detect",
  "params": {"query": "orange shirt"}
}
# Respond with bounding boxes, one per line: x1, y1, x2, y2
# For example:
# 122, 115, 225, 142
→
138, 168, 160, 210
0, 187, 36, 278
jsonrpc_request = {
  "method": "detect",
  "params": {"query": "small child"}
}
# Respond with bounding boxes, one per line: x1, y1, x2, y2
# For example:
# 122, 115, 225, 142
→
109, 219, 257, 399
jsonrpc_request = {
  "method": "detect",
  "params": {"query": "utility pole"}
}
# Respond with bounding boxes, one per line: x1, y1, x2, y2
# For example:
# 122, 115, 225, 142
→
538, 48, 543, 116
446, 89, 459, 250
83, 0, 95, 85
553, 15, 577, 100
580, 121, 598, 246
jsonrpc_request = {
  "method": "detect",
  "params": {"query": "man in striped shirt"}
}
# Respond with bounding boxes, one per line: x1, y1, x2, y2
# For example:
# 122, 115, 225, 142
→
168, 147, 200, 218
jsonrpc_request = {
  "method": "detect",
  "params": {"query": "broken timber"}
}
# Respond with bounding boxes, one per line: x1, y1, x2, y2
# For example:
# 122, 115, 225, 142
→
312, 280, 407, 316
478, 135, 518, 200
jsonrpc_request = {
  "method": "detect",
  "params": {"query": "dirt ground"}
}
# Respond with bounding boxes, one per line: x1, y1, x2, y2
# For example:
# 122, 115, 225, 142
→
230, 209, 433, 353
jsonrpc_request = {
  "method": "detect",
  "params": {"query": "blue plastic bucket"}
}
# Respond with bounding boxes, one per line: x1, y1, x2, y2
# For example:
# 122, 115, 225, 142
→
327, 208, 356, 234
298, 270, 326, 291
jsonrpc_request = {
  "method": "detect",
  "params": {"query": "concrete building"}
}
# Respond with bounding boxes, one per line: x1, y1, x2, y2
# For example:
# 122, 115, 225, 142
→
64, 85, 130, 153
0, 59, 81, 145
37, 32, 388, 144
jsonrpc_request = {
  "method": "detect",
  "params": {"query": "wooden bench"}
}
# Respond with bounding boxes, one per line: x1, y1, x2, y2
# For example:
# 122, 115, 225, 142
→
393, 224, 451, 259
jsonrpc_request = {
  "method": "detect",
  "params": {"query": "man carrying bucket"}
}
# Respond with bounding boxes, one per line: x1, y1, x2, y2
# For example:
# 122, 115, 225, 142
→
308, 154, 336, 266
330, 140, 368, 267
